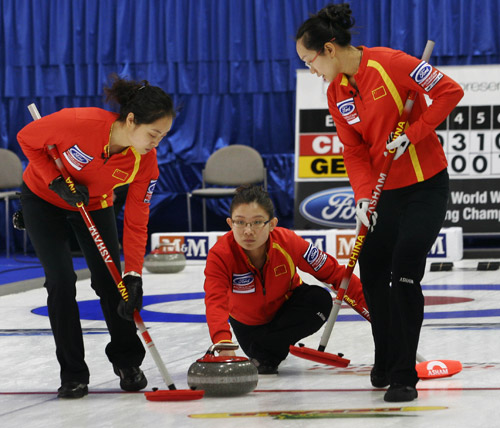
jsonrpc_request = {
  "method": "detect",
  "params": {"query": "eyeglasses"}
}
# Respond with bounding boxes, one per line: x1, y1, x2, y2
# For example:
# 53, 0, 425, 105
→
231, 219, 271, 229
304, 37, 336, 69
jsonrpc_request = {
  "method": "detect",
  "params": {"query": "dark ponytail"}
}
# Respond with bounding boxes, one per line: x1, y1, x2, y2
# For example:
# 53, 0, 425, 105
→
296, 3, 355, 50
103, 73, 176, 124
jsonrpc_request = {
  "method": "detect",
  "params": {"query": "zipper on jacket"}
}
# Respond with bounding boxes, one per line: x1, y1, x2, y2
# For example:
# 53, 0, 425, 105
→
350, 88, 362, 101
248, 257, 267, 296
101, 152, 111, 165
259, 268, 266, 295
252, 266, 266, 296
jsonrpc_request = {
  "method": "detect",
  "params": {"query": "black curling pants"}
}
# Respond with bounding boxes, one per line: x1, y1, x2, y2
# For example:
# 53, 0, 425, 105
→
21, 183, 145, 385
359, 169, 449, 387
229, 283, 333, 366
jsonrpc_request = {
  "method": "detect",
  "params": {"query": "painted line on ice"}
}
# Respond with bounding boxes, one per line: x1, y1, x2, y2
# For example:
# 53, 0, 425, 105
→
189, 405, 447, 419
0, 328, 108, 336
0, 390, 142, 395
29, 287, 500, 323
3, 387, 500, 396
3, 384, 500, 400
253, 387, 500, 392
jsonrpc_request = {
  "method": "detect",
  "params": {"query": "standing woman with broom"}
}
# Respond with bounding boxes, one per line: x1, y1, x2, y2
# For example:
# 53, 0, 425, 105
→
17, 75, 175, 398
296, 3, 463, 402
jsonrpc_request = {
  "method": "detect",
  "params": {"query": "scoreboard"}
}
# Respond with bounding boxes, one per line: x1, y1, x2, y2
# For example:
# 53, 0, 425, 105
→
294, 65, 500, 235
437, 67, 500, 179
297, 109, 344, 178
438, 101, 500, 178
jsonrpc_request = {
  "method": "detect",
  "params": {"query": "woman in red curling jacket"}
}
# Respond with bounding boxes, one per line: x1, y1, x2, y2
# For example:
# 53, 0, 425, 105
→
296, 3, 463, 402
17, 75, 175, 399
204, 185, 369, 375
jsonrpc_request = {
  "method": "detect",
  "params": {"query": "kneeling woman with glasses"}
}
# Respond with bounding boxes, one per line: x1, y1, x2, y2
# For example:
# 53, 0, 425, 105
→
203, 185, 368, 374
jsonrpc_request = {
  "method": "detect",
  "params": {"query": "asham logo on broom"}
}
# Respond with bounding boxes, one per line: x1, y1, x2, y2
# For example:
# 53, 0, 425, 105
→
88, 225, 113, 263
425, 360, 449, 377
299, 187, 356, 228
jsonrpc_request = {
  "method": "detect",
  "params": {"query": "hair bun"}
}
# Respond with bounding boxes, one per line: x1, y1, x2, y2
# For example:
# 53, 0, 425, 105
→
319, 3, 354, 30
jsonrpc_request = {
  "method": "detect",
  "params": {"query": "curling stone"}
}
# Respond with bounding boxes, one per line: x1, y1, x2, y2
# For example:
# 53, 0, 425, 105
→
143, 245, 186, 274
187, 343, 258, 397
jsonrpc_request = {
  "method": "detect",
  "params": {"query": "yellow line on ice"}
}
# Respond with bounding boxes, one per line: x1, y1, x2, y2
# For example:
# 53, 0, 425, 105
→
189, 406, 448, 418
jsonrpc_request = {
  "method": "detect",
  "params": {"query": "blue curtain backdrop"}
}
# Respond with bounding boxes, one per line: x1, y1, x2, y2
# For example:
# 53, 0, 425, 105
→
1, 0, 499, 253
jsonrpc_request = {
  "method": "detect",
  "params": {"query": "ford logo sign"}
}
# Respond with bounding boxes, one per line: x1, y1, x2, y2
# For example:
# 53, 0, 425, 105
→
69, 147, 91, 163
299, 187, 356, 228
233, 273, 254, 286
339, 103, 355, 115
416, 64, 432, 83
305, 245, 319, 263
147, 179, 158, 193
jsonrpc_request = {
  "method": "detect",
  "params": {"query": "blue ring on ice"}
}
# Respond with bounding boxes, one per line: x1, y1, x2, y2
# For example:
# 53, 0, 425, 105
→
30, 285, 500, 323
31, 292, 206, 323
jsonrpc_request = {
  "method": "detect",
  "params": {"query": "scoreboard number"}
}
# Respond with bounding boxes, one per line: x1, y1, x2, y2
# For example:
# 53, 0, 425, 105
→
437, 105, 500, 178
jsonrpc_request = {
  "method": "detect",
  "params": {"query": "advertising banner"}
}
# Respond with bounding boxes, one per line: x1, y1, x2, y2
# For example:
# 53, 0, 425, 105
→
150, 228, 462, 265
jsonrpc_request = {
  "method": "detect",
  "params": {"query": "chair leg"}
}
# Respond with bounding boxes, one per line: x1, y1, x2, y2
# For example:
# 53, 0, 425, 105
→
4, 196, 10, 258
202, 198, 207, 232
186, 193, 193, 232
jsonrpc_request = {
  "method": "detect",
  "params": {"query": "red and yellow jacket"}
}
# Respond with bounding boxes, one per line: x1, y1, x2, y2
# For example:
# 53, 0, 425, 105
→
204, 227, 368, 344
327, 46, 464, 201
17, 107, 159, 273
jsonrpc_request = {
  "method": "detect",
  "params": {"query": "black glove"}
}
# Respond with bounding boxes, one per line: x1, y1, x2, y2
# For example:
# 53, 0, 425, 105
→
49, 175, 89, 207
13, 209, 25, 230
117, 274, 143, 321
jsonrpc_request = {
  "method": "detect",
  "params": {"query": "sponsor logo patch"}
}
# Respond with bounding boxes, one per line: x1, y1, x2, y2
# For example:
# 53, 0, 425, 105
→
62, 145, 93, 171
143, 179, 157, 203
336, 98, 360, 124
410, 61, 443, 92
232, 272, 255, 294
303, 243, 327, 272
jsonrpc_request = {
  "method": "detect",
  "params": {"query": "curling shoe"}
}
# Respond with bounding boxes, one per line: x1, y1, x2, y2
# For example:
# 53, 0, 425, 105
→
370, 367, 389, 388
384, 384, 418, 402
113, 365, 148, 391
57, 382, 88, 399
250, 358, 279, 375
